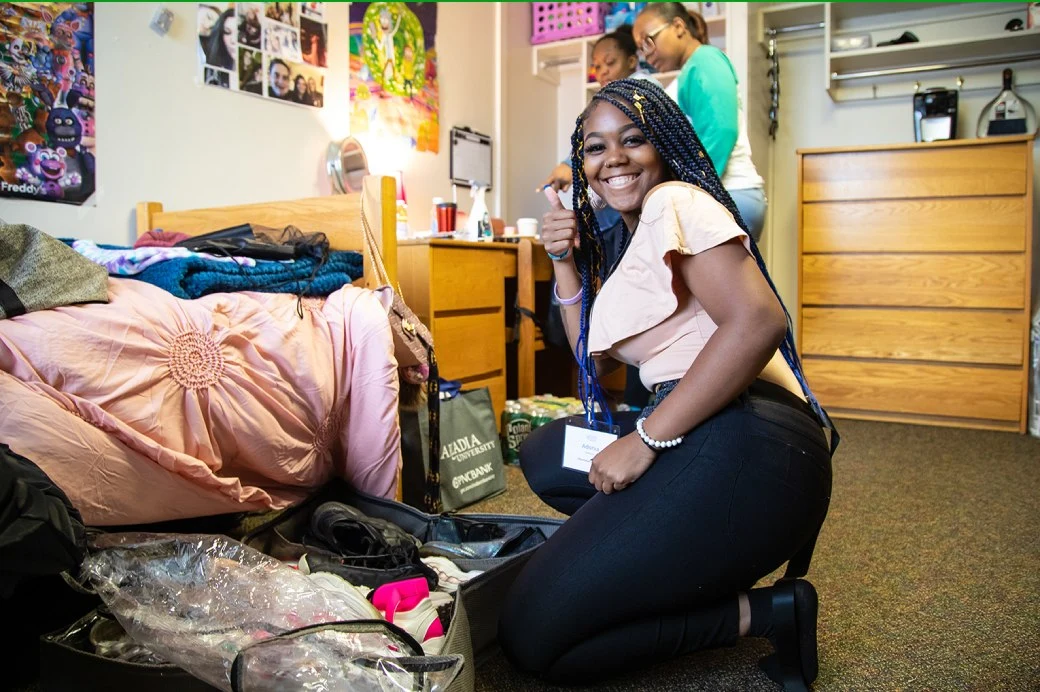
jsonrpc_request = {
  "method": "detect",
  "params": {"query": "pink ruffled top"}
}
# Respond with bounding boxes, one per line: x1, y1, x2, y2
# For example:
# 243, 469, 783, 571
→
588, 182, 754, 390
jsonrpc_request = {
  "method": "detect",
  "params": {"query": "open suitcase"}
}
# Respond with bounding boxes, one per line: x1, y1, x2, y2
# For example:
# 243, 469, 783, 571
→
241, 480, 565, 692
36, 480, 562, 692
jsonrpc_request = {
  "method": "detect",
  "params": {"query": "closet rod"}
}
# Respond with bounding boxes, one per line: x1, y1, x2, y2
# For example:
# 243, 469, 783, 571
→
766, 22, 825, 37
832, 52, 1040, 81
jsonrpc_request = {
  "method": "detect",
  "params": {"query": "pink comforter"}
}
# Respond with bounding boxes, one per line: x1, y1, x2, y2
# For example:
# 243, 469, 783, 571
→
0, 278, 400, 525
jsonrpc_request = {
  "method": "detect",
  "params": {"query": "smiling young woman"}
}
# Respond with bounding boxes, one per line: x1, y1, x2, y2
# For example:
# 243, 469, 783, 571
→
498, 79, 839, 692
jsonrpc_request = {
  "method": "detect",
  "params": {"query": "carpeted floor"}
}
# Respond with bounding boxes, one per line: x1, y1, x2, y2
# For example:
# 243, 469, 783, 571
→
465, 419, 1040, 691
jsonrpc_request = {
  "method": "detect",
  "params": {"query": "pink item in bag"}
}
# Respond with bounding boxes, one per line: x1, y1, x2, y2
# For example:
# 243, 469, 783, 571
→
370, 577, 444, 641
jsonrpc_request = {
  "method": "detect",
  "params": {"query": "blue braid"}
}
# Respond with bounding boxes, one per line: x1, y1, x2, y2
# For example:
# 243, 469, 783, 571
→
569, 78, 834, 434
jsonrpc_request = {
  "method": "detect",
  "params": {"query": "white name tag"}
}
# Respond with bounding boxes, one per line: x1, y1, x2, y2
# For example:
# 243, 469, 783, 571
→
562, 424, 619, 473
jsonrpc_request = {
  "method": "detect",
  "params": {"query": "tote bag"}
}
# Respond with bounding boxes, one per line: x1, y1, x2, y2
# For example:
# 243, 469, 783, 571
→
418, 388, 506, 511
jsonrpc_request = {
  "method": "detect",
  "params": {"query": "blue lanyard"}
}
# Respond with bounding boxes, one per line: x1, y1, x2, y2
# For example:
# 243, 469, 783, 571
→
575, 268, 614, 430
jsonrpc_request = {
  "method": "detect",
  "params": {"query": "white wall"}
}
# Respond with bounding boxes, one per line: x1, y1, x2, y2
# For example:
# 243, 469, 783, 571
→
381, 2, 495, 232
748, 9, 1040, 316
503, 1, 558, 227
0, 2, 495, 244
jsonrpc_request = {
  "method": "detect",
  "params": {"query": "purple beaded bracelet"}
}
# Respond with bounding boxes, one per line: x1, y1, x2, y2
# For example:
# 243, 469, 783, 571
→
554, 284, 583, 306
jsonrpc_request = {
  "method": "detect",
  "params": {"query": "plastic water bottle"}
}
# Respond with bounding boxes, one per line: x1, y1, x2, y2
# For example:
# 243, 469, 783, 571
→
1030, 307, 1040, 438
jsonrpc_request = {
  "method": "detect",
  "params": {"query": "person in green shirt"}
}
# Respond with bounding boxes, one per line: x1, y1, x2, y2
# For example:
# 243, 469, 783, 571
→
633, 3, 768, 242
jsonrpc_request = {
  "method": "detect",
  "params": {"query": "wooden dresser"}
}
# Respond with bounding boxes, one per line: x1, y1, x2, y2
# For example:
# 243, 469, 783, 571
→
797, 135, 1035, 432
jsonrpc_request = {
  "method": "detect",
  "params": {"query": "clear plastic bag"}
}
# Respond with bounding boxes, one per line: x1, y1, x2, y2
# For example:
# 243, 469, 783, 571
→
82, 533, 462, 692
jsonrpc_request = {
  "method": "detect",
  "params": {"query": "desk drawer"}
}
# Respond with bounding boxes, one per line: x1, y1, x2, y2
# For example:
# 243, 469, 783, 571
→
802, 254, 1025, 309
433, 311, 505, 380
801, 308, 1025, 365
430, 248, 504, 312
802, 197, 1027, 253
803, 357, 1023, 422
801, 143, 1027, 202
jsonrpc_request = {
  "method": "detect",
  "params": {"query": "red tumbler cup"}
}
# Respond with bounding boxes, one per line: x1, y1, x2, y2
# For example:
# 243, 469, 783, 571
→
436, 203, 457, 233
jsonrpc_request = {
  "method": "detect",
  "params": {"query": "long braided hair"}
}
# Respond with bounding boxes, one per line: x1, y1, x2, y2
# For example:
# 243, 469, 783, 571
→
569, 78, 833, 431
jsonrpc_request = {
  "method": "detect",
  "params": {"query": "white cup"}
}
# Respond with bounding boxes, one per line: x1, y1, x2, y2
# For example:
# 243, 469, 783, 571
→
516, 218, 538, 237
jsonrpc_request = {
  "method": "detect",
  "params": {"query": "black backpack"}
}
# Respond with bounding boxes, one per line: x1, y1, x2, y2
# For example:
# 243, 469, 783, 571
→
0, 442, 86, 598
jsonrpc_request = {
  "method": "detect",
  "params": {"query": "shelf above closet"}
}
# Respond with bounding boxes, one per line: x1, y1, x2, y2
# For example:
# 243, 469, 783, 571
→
831, 29, 1040, 77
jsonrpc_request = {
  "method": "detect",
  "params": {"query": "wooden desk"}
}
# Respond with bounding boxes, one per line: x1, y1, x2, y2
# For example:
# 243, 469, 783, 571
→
397, 239, 518, 420
399, 238, 594, 422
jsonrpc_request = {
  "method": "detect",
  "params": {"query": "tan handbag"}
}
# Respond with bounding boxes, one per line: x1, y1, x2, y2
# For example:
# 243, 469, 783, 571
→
361, 195, 433, 376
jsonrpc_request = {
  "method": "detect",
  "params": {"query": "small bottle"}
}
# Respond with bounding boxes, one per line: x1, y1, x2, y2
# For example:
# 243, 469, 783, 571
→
977, 68, 1037, 138
395, 199, 409, 240
430, 196, 444, 233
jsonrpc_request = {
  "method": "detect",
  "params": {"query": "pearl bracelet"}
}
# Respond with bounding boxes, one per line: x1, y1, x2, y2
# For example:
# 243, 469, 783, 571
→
636, 417, 683, 450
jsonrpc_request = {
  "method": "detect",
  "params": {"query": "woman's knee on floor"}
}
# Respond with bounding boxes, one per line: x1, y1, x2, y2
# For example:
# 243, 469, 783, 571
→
498, 570, 565, 675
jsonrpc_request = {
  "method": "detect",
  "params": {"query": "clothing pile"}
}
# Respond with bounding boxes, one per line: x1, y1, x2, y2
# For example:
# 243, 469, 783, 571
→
1, 223, 401, 688
68, 224, 364, 301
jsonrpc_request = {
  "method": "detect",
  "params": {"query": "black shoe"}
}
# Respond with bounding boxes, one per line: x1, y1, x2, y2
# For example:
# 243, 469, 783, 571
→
759, 578, 818, 692
307, 501, 420, 565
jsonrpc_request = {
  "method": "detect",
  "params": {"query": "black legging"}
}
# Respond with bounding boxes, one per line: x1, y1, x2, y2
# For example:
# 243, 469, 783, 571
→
498, 380, 833, 684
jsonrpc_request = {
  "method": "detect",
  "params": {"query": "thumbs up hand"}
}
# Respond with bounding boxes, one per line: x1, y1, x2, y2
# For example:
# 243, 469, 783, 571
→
541, 186, 580, 261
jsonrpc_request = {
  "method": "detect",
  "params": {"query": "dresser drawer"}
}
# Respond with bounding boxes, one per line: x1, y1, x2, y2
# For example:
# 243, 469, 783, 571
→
430, 248, 505, 312
433, 311, 505, 380
802, 197, 1028, 253
802, 254, 1025, 309
803, 358, 1023, 422
801, 308, 1025, 365
802, 142, 1028, 202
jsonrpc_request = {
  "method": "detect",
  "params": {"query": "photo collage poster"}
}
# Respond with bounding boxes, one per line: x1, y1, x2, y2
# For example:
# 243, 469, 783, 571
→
349, 2, 439, 153
0, 3, 95, 205
198, 2, 327, 107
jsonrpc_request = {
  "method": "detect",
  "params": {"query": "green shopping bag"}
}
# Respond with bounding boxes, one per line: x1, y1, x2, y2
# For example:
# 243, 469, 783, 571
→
419, 386, 506, 511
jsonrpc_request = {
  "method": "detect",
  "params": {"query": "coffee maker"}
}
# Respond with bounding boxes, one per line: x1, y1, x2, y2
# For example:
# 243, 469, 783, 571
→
913, 88, 958, 142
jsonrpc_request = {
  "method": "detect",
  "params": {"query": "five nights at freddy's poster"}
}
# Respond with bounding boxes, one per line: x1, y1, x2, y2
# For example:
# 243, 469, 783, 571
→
0, 3, 95, 206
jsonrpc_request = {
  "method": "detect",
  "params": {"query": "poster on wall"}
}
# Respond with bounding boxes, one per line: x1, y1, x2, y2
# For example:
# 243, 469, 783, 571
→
198, 2, 326, 107
0, 3, 95, 206
349, 2, 439, 153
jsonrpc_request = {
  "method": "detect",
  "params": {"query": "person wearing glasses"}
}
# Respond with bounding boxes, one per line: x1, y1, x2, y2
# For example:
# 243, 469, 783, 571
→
633, 3, 767, 242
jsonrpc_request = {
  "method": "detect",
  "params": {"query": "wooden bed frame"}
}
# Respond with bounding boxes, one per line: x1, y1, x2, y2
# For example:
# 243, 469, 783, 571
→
135, 175, 399, 288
